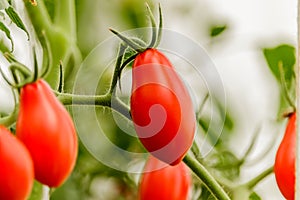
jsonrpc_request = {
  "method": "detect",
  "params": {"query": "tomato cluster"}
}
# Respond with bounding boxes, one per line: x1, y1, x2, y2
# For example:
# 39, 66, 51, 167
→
0, 79, 78, 198
131, 48, 195, 165
274, 113, 296, 200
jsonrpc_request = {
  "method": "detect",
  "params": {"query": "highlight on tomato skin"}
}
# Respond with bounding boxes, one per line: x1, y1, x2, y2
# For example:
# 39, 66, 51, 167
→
130, 48, 196, 165
274, 112, 296, 200
138, 156, 191, 200
0, 125, 34, 200
16, 79, 78, 187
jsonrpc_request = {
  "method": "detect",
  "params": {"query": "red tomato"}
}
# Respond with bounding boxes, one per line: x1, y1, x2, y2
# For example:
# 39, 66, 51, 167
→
0, 125, 34, 200
139, 156, 191, 200
131, 48, 195, 165
16, 79, 78, 187
274, 113, 295, 200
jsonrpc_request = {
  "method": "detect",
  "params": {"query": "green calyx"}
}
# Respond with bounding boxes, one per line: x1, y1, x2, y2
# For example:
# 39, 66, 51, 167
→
0, 51, 40, 89
108, 3, 163, 89
0, 33, 55, 91
110, 3, 162, 51
0, 52, 34, 89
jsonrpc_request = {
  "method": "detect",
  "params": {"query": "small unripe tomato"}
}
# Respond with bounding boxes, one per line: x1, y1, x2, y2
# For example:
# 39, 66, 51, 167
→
16, 79, 78, 187
139, 156, 191, 200
0, 125, 34, 200
274, 112, 296, 200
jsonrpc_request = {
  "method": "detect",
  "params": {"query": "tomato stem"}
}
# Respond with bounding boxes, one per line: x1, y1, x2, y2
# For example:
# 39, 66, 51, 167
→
57, 93, 131, 120
24, 0, 81, 89
32, 47, 39, 82
191, 141, 202, 162
183, 153, 231, 200
242, 166, 274, 189
108, 43, 127, 94
118, 53, 138, 76
40, 31, 52, 79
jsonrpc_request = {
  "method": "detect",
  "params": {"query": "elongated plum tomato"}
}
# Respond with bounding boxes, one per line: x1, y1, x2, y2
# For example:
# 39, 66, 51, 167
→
131, 49, 195, 165
274, 113, 296, 200
0, 125, 34, 200
16, 79, 78, 187
139, 156, 191, 200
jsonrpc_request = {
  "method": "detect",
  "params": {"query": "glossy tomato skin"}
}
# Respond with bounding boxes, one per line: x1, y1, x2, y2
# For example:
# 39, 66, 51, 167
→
16, 79, 78, 187
131, 49, 195, 165
274, 113, 296, 200
0, 125, 34, 200
139, 156, 191, 200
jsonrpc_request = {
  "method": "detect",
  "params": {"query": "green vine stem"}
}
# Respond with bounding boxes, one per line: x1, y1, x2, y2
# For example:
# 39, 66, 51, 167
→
242, 166, 274, 190
57, 93, 131, 120
53, 0, 77, 42
183, 153, 231, 200
24, 0, 81, 89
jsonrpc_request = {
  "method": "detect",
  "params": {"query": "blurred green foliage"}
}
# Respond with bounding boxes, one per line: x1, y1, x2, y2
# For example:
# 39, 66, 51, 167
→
210, 25, 227, 38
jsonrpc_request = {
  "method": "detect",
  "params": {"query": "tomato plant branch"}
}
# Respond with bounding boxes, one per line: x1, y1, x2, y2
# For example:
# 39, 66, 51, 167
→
24, 1, 80, 89
108, 43, 127, 94
183, 154, 231, 200
242, 166, 274, 190
53, 0, 77, 42
57, 93, 131, 120
23, 1, 52, 35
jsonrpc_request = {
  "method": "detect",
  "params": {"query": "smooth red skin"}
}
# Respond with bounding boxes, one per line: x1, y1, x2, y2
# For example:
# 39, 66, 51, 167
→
16, 79, 78, 187
131, 49, 195, 165
139, 156, 191, 200
274, 113, 296, 200
0, 126, 34, 200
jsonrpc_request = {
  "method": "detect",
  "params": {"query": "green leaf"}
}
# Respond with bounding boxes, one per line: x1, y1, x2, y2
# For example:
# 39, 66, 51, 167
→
28, 181, 43, 200
263, 44, 296, 115
0, 21, 13, 51
5, 6, 30, 40
263, 44, 295, 89
210, 25, 227, 37
249, 192, 262, 200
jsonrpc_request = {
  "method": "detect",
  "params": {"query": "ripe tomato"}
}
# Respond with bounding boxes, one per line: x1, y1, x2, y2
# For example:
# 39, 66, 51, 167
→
131, 48, 195, 165
274, 113, 295, 200
0, 125, 34, 200
16, 79, 78, 187
139, 156, 191, 200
